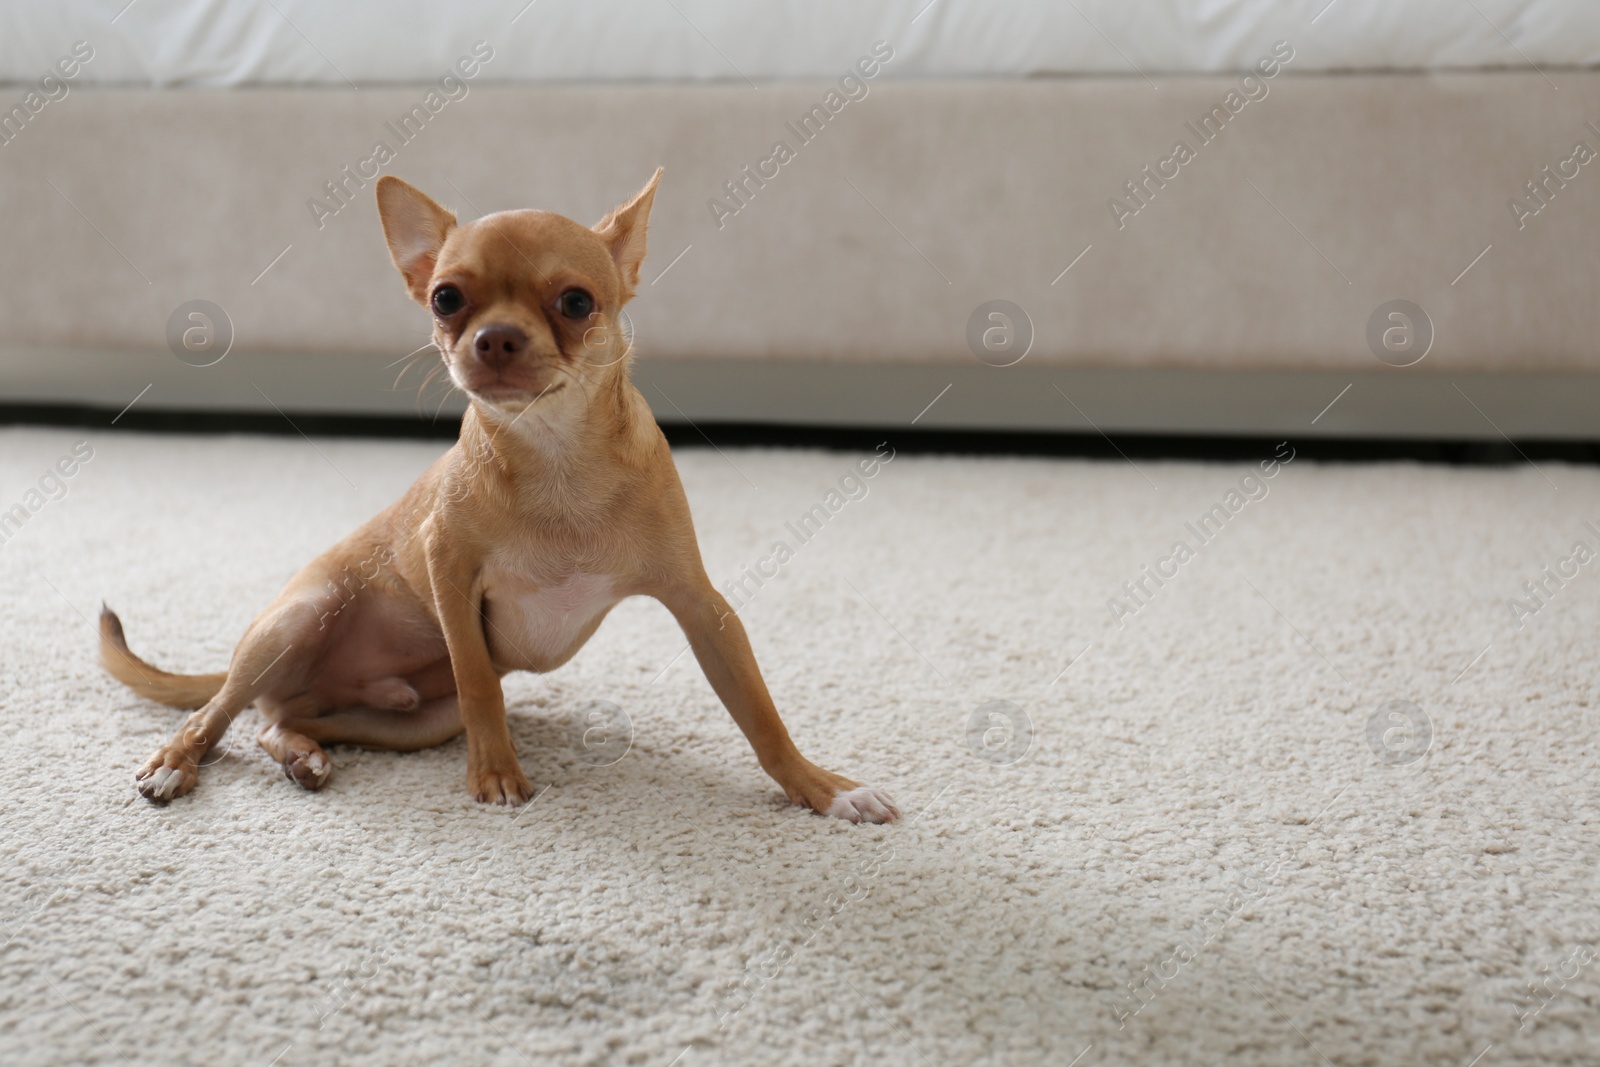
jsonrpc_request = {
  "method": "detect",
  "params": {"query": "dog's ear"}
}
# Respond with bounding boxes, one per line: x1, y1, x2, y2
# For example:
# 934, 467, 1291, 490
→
376, 176, 457, 304
593, 167, 663, 300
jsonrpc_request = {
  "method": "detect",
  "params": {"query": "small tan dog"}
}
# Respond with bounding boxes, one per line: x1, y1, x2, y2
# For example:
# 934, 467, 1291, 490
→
101, 170, 897, 824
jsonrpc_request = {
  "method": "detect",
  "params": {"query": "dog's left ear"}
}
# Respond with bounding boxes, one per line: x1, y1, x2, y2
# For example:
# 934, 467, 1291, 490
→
593, 167, 663, 300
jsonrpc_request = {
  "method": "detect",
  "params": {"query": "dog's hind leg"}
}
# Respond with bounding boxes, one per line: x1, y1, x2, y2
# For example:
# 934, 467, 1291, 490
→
258, 695, 461, 791
256, 707, 334, 792
257, 696, 463, 792
298, 695, 464, 752
135, 599, 326, 802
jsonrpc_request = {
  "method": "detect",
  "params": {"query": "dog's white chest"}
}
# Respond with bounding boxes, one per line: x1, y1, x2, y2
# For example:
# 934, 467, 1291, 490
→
485, 572, 619, 670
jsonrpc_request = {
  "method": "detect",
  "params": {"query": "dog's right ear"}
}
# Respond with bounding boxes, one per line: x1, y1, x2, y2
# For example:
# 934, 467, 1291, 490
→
376, 176, 457, 304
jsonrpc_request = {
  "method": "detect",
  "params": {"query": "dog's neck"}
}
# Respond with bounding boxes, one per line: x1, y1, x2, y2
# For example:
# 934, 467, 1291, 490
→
454, 372, 654, 525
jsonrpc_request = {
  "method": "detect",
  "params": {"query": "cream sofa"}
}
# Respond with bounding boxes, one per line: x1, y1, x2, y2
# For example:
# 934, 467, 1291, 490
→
3, 1, 1599, 438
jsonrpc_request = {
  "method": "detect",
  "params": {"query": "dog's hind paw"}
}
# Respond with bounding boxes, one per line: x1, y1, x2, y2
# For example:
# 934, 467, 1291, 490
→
135, 751, 198, 802
283, 748, 332, 791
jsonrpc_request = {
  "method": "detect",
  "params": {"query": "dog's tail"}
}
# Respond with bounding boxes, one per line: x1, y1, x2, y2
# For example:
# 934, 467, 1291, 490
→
99, 606, 227, 710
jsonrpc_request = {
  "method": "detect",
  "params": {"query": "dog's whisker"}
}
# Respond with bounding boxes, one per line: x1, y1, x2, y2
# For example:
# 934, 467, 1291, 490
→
413, 364, 447, 416
422, 357, 468, 422
432, 380, 458, 423
385, 340, 440, 370
390, 340, 448, 397
411, 363, 435, 402
391, 351, 436, 392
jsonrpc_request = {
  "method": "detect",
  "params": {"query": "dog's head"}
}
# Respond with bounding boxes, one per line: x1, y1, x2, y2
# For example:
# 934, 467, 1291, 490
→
375, 170, 661, 418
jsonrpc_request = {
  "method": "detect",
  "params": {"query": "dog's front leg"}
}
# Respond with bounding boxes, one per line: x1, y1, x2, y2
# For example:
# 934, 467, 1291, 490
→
662, 581, 898, 823
425, 528, 531, 805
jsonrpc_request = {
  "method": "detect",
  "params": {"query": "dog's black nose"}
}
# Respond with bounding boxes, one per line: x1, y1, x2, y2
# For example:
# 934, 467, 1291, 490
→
473, 324, 527, 370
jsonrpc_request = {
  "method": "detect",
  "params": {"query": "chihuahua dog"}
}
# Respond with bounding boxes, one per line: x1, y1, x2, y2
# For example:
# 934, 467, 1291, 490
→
101, 171, 897, 824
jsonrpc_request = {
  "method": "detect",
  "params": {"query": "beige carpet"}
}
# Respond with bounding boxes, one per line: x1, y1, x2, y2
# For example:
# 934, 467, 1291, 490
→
1, 425, 1597, 1066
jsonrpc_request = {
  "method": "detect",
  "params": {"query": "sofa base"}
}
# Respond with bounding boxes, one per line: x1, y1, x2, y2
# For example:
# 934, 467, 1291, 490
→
0, 346, 1591, 441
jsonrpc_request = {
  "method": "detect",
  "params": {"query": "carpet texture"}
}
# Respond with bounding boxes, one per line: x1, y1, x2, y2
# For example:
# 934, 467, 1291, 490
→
1, 425, 1597, 1066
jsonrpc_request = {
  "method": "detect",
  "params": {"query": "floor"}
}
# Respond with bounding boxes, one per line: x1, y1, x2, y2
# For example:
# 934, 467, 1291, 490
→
0, 425, 1596, 1066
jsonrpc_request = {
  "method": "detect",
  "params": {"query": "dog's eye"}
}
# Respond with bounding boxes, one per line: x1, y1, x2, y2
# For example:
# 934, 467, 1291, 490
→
558, 289, 594, 320
431, 285, 465, 317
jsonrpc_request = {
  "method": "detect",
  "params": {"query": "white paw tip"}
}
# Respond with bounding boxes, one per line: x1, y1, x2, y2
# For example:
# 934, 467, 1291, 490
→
139, 766, 184, 799
827, 786, 899, 824
306, 752, 330, 778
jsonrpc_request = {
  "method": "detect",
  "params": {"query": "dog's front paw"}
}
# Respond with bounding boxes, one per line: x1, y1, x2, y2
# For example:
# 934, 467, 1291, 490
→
468, 765, 532, 806
826, 785, 900, 825
781, 763, 900, 824
135, 748, 198, 802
